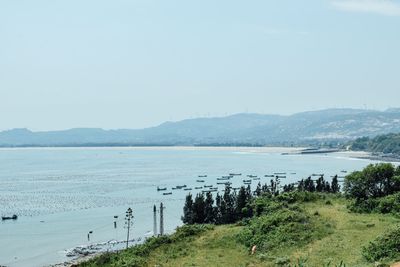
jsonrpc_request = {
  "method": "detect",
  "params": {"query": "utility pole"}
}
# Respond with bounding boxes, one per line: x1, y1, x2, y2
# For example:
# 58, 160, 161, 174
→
153, 205, 157, 236
159, 202, 165, 236
125, 207, 133, 249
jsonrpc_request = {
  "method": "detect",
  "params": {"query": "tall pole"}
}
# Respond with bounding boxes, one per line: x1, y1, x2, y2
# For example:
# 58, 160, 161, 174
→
125, 207, 133, 249
153, 205, 157, 236
159, 202, 164, 236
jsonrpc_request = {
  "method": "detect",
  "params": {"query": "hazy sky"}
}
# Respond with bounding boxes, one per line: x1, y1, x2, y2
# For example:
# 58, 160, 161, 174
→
1, 0, 399, 131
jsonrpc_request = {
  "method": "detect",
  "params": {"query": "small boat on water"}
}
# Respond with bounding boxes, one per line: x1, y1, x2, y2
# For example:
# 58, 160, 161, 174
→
217, 177, 230, 180
222, 175, 233, 178
203, 185, 213, 188
174, 185, 187, 189
163, 192, 172, 195
2, 215, 17, 221
247, 175, 257, 178
276, 175, 286, 179
195, 186, 203, 189
229, 173, 242, 176
274, 172, 286, 175
196, 180, 205, 183
290, 172, 296, 175
198, 175, 207, 178
311, 173, 324, 177
341, 170, 347, 173
252, 177, 261, 180
184, 188, 192, 191
243, 179, 252, 183
265, 174, 275, 177
217, 182, 232, 185
157, 186, 167, 191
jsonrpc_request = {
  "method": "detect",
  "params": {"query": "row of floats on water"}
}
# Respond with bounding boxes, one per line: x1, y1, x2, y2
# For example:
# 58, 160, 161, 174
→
156, 171, 349, 196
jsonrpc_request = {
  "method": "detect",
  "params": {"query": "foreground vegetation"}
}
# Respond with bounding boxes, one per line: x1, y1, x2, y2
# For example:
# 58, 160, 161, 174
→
80, 164, 400, 267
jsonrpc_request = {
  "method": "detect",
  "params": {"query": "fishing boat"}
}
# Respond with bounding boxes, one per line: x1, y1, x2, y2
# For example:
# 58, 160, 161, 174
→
264, 174, 275, 177
163, 192, 172, 195
157, 186, 167, 191
341, 170, 347, 173
252, 177, 261, 180
274, 172, 286, 175
311, 173, 324, 177
243, 179, 252, 183
2, 215, 17, 221
196, 180, 205, 183
175, 185, 187, 189
203, 185, 213, 188
222, 175, 233, 178
247, 175, 257, 178
217, 177, 230, 180
276, 175, 286, 179
198, 175, 207, 178
184, 188, 192, 191
229, 173, 242, 176
195, 186, 203, 189
217, 182, 231, 185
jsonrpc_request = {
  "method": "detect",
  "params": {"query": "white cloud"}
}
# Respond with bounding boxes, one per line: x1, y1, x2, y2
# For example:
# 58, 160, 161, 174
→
331, 0, 400, 16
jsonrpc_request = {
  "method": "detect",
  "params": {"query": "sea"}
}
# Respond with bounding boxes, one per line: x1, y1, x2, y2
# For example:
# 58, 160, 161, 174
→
0, 147, 381, 267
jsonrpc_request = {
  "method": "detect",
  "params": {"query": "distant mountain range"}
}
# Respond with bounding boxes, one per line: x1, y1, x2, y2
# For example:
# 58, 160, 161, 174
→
1, 108, 400, 147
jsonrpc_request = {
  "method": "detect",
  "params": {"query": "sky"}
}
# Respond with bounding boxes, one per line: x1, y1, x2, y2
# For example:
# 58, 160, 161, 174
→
1, 0, 400, 131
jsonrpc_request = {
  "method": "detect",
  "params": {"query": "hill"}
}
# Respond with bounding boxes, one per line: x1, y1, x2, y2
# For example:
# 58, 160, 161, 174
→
78, 195, 400, 267
2, 108, 400, 147
351, 133, 400, 156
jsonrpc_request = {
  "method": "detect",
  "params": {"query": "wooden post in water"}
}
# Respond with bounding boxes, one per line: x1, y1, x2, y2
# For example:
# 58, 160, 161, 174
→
159, 203, 164, 236
153, 205, 157, 236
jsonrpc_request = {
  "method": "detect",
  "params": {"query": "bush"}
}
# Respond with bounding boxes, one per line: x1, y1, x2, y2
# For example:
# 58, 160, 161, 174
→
348, 192, 400, 214
236, 205, 331, 253
362, 225, 400, 262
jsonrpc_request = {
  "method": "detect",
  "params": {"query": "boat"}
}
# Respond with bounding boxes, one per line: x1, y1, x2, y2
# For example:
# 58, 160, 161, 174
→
311, 174, 324, 177
2, 215, 17, 221
276, 175, 286, 179
163, 192, 172, 195
195, 186, 203, 189
217, 177, 230, 180
290, 172, 296, 175
264, 175, 275, 177
341, 170, 347, 173
274, 172, 286, 175
184, 188, 192, 191
203, 185, 213, 188
198, 175, 207, 178
222, 175, 233, 178
229, 173, 241, 176
157, 186, 167, 191
252, 177, 261, 180
174, 185, 187, 189
217, 182, 231, 185
243, 179, 252, 183
196, 180, 205, 183
247, 175, 257, 178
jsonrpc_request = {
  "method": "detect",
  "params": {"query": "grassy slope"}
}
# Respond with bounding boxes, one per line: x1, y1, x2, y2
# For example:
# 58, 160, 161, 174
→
143, 198, 400, 267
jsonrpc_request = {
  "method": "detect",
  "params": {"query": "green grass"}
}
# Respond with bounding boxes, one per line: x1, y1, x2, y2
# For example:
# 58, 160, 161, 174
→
80, 196, 400, 267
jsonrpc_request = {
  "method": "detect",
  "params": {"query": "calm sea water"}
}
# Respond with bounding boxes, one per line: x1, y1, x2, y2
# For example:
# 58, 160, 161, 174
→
0, 147, 377, 267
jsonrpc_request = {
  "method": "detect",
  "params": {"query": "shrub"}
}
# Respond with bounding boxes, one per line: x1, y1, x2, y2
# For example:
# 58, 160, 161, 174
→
362, 225, 400, 262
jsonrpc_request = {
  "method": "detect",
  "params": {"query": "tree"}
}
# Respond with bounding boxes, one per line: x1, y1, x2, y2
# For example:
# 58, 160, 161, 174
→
236, 186, 247, 220
316, 176, 325, 192
331, 175, 340, 193
182, 193, 194, 224
254, 182, 262, 196
222, 185, 235, 224
193, 193, 206, 223
344, 163, 400, 200
204, 192, 215, 223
